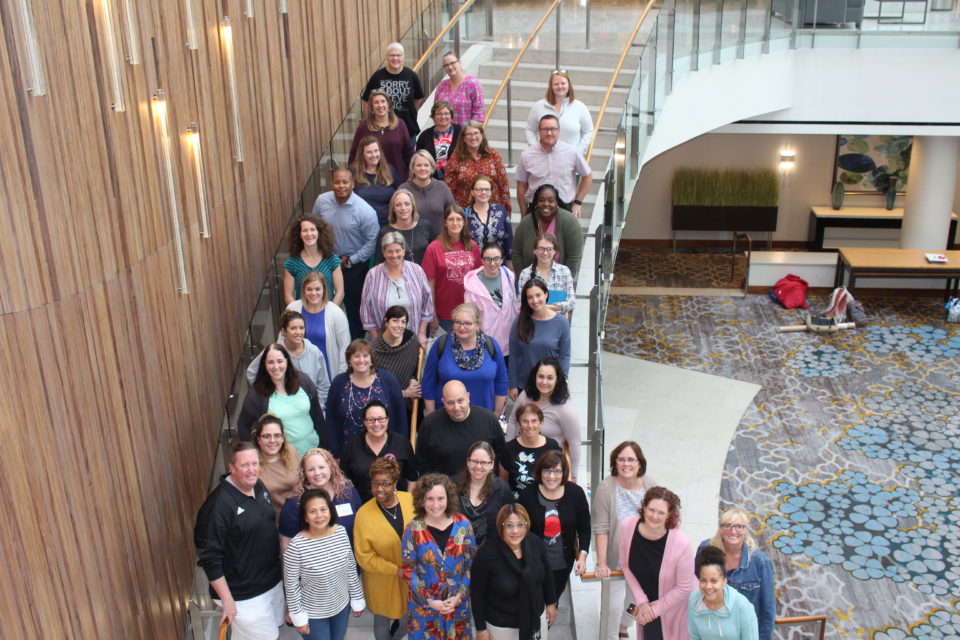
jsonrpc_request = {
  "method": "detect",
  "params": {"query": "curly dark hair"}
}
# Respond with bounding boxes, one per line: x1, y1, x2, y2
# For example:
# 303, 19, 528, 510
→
695, 544, 726, 577
412, 473, 459, 519
523, 357, 569, 404
639, 486, 681, 530
287, 215, 336, 258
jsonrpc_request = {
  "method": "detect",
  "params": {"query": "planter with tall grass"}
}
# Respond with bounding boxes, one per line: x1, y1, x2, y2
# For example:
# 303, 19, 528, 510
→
671, 168, 780, 234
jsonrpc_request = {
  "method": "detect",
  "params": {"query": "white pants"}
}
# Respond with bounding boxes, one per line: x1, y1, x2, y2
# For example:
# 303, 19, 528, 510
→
214, 581, 284, 640
486, 611, 549, 640
602, 579, 636, 639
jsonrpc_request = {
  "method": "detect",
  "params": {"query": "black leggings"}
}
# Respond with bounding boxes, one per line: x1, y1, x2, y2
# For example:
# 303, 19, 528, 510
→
552, 567, 570, 601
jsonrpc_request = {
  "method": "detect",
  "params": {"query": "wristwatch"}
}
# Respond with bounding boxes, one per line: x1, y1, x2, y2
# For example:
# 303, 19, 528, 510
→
342, 256, 352, 269
572, 199, 583, 206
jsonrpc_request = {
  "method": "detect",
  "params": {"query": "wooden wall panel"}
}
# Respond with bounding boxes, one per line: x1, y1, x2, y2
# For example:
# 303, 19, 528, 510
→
0, 0, 429, 637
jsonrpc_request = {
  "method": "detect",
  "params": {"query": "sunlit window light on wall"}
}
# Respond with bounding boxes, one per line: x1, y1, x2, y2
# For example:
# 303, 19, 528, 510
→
99, 0, 125, 111
244, 0, 255, 18
187, 123, 211, 238
122, 0, 141, 63
779, 149, 796, 171
184, 0, 198, 49
15, 0, 46, 96
221, 17, 244, 162
153, 90, 190, 294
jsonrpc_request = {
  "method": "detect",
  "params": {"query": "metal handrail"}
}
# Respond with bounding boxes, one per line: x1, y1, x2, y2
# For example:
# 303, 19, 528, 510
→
412, 0, 479, 72
584, 0, 657, 164
482, 0, 562, 129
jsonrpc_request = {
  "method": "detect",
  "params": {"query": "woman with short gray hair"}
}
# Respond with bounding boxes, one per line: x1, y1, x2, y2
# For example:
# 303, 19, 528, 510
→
361, 231, 434, 349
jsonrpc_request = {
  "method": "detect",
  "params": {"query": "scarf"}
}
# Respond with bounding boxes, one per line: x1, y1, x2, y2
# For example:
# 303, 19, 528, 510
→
451, 330, 487, 370
494, 534, 545, 640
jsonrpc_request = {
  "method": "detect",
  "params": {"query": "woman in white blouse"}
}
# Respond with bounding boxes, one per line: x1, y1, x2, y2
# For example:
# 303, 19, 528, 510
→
524, 71, 595, 154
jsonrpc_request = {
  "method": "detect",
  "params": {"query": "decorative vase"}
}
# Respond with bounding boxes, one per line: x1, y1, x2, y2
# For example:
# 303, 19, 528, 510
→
831, 181, 845, 210
886, 177, 898, 211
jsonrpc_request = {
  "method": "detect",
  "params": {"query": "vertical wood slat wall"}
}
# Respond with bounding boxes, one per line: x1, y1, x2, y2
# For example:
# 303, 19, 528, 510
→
0, 1, 427, 638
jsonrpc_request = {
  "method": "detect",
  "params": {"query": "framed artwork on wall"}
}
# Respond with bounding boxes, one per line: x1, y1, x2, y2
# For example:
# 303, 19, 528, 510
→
834, 135, 912, 194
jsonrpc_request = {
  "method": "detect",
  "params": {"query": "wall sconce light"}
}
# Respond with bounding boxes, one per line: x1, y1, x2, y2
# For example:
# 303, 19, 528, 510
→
15, 0, 46, 96
244, 0, 255, 18
187, 123, 210, 238
221, 17, 244, 162
153, 90, 190, 293
99, 0, 125, 111
184, 0, 199, 49
779, 149, 796, 171
279, 0, 288, 13
122, 0, 141, 64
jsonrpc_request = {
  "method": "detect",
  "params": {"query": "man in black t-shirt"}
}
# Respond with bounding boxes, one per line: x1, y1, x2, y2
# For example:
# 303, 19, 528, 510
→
415, 380, 506, 477
362, 42, 425, 137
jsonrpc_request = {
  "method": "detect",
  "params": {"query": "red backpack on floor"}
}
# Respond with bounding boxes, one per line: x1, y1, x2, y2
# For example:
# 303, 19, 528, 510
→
770, 274, 809, 309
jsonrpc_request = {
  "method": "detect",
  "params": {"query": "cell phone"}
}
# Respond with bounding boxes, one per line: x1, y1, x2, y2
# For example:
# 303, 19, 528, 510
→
626, 603, 637, 615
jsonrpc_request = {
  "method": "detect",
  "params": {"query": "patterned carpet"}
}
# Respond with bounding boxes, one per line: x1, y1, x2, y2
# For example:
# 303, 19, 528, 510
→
613, 246, 748, 289
603, 292, 960, 640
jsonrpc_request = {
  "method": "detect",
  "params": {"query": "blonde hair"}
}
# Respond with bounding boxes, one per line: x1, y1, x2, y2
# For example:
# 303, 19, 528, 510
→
300, 448, 354, 501
709, 506, 758, 551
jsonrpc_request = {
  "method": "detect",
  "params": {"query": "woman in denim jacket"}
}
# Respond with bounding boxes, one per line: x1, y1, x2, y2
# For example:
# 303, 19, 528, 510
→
697, 507, 775, 640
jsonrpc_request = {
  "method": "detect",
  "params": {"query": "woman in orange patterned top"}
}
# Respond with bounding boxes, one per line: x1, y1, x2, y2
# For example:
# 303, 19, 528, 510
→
444, 121, 511, 215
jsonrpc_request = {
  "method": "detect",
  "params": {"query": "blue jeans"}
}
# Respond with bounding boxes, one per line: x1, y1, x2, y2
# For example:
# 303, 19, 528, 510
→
299, 604, 351, 640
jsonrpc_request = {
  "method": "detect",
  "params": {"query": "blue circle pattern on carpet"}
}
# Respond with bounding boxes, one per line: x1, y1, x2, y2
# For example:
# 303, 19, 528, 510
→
770, 324, 960, 636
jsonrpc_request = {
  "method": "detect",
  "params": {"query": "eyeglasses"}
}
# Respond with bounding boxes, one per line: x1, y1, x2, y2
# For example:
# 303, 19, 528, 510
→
535, 246, 556, 253
371, 481, 396, 488
542, 469, 564, 477
364, 416, 388, 424
259, 433, 283, 440
539, 126, 560, 133
464, 130, 483, 137
616, 457, 639, 464
503, 521, 527, 530
721, 524, 747, 532
442, 60, 460, 68
482, 256, 503, 263
551, 68, 568, 75
453, 320, 475, 328
467, 459, 493, 467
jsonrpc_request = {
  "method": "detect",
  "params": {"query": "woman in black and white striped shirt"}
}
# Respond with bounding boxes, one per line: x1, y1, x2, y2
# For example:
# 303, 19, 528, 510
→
283, 488, 366, 640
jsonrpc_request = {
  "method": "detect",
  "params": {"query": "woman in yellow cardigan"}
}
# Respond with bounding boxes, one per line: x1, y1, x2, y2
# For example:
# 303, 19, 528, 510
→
354, 457, 416, 640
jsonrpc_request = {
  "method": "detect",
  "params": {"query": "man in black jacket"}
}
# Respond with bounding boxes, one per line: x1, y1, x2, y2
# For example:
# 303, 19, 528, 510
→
194, 442, 283, 639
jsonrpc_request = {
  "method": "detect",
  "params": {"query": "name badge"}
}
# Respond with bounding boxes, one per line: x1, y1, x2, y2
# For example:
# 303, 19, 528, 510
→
336, 503, 354, 517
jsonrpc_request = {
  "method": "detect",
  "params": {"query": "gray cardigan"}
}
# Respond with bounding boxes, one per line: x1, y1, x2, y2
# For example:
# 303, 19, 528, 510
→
591, 473, 658, 569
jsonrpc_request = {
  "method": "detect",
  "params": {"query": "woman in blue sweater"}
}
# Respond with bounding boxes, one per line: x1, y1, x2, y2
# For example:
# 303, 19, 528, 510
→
508, 279, 571, 399
422, 302, 508, 417
688, 545, 759, 640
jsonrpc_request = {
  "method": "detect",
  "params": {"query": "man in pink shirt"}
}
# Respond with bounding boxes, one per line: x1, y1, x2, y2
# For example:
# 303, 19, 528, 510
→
515, 114, 593, 218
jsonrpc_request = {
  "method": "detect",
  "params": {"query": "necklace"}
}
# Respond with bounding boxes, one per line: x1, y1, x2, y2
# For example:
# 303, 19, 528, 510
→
346, 375, 377, 434
379, 501, 400, 520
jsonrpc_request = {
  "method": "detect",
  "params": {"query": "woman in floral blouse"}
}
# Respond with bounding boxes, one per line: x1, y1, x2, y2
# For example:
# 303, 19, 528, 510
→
433, 52, 485, 125
402, 474, 477, 639
444, 121, 511, 215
